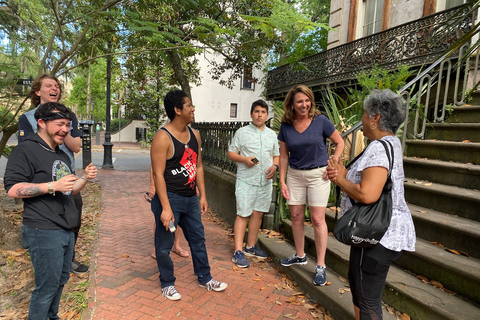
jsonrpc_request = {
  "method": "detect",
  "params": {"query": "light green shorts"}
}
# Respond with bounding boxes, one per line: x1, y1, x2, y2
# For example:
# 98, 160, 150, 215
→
235, 180, 273, 217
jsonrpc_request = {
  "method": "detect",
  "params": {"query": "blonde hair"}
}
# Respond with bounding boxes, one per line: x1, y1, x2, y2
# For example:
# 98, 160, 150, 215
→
281, 85, 320, 124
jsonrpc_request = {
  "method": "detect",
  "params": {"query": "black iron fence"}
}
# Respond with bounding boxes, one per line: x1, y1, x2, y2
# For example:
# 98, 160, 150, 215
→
192, 121, 250, 173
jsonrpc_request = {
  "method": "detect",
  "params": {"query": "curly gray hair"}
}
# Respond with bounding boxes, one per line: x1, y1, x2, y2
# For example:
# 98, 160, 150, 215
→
364, 89, 406, 134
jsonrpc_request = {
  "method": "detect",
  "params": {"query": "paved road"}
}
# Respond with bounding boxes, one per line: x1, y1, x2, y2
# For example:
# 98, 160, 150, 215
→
0, 144, 151, 178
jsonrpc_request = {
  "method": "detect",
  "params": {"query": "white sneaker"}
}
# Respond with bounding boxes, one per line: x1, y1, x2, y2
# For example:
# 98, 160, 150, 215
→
199, 279, 228, 292
162, 285, 181, 300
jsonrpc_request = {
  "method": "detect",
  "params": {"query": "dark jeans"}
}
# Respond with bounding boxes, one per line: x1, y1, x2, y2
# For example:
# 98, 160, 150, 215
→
348, 244, 403, 320
151, 192, 212, 288
72, 192, 83, 261
22, 225, 75, 320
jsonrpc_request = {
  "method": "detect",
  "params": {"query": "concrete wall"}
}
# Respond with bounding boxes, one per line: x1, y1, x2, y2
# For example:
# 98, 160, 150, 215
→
110, 119, 148, 143
204, 165, 237, 226
389, 0, 424, 27
203, 164, 277, 230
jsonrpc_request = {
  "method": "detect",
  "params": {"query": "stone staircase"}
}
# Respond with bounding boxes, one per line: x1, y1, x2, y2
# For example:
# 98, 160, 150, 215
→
259, 103, 480, 319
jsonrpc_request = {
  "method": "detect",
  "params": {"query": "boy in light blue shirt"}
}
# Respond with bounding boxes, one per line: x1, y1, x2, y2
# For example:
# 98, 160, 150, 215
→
227, 100, 280, 268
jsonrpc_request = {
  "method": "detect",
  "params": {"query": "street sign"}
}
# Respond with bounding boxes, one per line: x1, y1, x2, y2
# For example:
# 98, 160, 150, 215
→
16, 78, 34, 86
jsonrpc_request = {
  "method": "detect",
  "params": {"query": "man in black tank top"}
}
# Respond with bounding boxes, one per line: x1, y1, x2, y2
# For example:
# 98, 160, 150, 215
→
150, 90, 227, 301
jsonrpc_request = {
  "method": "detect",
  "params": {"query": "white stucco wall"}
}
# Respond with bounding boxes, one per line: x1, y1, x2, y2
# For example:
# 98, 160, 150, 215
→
190, 50, 266, 123
389, 0, 424, 27
110, 119, 148, 143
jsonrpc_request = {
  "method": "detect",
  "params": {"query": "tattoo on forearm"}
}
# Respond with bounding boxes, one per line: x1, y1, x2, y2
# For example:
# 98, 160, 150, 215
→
17, 186, 43, 197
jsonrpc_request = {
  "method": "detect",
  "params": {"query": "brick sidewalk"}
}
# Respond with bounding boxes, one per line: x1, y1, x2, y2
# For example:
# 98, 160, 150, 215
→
84, 170, 319, 320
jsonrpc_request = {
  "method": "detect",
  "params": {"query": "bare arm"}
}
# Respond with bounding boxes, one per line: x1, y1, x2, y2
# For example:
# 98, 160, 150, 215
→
63, 135, 81, 153
8, 182, 51, 199
278, 141, 290, 200
327, 156, 388, 204
72, 163, 97, 194
194, 129, 208, 215
147, 165, 156, 198
151, 130, 174, 230
227, 151, 255, 168
8, 174, 78, 199
329, 129, 345, 163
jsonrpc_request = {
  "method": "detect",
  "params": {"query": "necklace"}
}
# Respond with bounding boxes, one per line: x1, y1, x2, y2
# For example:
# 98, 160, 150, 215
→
36, 142, 56, 153
295, 118, 310, 129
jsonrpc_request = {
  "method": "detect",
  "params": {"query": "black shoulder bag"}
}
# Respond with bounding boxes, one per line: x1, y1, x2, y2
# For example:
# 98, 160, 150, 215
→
333, 140, 394, 248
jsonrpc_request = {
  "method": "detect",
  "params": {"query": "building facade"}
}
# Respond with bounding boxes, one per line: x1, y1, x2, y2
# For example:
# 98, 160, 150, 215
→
191, 49, 267, 123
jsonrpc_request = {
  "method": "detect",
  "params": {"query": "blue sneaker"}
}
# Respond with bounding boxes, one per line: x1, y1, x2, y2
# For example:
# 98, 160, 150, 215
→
232, 250, 250, 268
280, 253, 307, 267
313, 265, 327, 286
244, 245, 268, 259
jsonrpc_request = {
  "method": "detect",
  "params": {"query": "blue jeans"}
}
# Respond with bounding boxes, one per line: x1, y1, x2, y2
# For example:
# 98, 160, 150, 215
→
152, 192, 212, 288
22, 225, 75, 320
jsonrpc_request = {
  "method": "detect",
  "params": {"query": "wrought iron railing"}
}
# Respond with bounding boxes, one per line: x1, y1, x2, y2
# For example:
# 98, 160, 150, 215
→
341, 42, 480, 156
267, 5, 472, 101
192, 121, 250, 173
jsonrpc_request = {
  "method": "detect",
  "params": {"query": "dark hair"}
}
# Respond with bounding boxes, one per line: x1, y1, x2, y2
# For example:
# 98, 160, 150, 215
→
250, 99, 268, 114
281, 84, 320, 124
29, 74, 62, 107
164, 90, 188, 120
34, 102, 75, 122
364, 89, 406, 134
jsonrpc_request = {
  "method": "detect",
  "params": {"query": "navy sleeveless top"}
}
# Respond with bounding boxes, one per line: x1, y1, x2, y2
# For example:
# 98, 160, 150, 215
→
161, 126, 199, 197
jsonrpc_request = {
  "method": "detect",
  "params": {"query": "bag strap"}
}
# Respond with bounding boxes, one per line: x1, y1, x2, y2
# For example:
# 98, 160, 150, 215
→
334, 139, 395, 222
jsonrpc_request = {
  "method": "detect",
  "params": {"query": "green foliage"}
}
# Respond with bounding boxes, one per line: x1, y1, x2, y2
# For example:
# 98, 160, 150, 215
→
322, 88, 361, 131
244, 0, 331, 69
110, 117, 130, 134
348, 65, 413, 111
270, 100, 284, 133
65, 60, 109, 121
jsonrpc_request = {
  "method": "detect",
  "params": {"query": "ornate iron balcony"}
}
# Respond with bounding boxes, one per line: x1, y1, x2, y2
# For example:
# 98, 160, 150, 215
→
267, 6, 471, 101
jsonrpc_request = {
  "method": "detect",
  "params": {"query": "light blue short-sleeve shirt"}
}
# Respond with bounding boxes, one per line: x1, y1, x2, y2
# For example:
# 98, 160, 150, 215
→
229, 124, 280, 186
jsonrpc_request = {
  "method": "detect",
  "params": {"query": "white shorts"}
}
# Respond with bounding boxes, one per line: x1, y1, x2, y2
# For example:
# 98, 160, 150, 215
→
286, 166, 330, 207
235, 180, 272, 217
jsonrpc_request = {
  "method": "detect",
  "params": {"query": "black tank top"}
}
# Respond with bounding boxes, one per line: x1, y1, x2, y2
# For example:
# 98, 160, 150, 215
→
161, 126, 199, 197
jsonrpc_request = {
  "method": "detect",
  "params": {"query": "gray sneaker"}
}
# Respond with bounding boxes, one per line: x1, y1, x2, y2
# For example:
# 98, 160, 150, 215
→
199, 279, 228, 292
232, 250, 250, 268
162, 285, 181, 300
280, 253, 307, 267
313, 265, 327, 286
71, 261, 89, 274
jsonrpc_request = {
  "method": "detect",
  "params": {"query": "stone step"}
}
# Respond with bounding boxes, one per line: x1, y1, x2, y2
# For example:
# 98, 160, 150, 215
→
425, 122, 480, 142
447, 105, 480, 123
257, 233, 398, 320
407, 203, 480, 259
325, 208, 480, 302
263, 221, 480, 320
403, 157, 480, 190
405, 139, 480, 164
395, 238, 480, 305
404, 178, 480, 221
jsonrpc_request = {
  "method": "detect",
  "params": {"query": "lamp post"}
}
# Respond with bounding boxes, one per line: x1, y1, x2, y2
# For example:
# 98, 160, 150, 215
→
102, 40, 114, 169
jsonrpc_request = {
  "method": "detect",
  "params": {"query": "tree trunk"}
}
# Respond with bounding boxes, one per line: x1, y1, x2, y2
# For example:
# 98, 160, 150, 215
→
166, 49, 192, 102
0, 124, 18, 158
86, 64, 92, 120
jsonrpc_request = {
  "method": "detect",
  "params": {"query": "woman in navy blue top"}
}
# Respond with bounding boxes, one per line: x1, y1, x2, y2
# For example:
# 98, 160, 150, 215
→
278, 85, 344, 286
